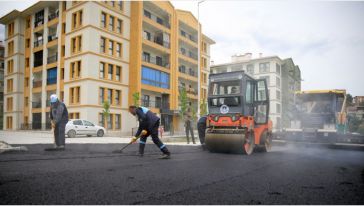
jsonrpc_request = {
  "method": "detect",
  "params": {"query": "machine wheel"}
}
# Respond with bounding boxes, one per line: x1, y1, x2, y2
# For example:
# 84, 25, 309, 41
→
260, 131, 272, 152
67, 130, 76, 138
242, 131, 254, 155
97, 130, 104, 137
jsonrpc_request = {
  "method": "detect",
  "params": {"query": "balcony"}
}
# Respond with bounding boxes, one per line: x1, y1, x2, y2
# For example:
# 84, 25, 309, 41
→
143, 9, 170, 29
48, 12, 59, 22
33, 80, 42, 88
34, 39, 44, 48
48, 34, 58, 42
142, 55, 169, 69
180, 48, 198, 60
141, 100, 169, 109
180, 30, 197, 43
47, 53, 58, 64
143, 32, 170, 48
34, 20, 44, 28
32, 101, 42, 109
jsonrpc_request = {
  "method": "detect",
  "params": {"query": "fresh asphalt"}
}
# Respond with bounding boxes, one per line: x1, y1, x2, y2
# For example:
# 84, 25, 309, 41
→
0, 143, 363, 204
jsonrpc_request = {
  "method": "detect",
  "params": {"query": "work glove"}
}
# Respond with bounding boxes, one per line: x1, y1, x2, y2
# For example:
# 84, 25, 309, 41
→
130, 136, 138, 143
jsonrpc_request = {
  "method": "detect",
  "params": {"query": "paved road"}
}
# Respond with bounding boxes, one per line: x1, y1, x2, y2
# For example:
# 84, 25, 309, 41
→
0, 143, 363, 204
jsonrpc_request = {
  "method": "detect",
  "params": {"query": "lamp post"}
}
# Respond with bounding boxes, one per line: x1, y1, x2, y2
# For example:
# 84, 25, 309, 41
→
197, 0, 205, 119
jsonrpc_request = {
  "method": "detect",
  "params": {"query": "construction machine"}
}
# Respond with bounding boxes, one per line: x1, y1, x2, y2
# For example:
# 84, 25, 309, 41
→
205, 71, 273, 155
276, 90, 356, 143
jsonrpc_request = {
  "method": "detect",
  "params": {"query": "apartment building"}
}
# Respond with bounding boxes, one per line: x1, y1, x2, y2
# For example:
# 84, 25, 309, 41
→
1, 1, 214, 134
0, 41, 4, 129
211, 53, 301, 130
128, 2, 214, 132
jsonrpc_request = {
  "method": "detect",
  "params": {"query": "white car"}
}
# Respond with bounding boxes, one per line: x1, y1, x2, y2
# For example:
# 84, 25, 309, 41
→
66, 119, 106, 138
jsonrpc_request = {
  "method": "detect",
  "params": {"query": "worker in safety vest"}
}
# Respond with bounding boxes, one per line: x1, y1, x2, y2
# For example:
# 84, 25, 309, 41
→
128, 105, 171, 159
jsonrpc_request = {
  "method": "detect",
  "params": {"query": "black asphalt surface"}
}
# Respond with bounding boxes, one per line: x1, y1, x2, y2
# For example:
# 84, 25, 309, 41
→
0, 143, 363, 204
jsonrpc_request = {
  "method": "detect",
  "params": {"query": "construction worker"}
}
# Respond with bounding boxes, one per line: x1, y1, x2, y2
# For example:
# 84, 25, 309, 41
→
45, 94, 69, 151
128, 105, 171, 159
197, 115, 207, 149
185, 114, 195, 144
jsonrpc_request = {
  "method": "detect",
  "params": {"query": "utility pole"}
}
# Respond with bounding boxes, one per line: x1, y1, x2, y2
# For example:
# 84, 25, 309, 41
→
197, 0, 205, 119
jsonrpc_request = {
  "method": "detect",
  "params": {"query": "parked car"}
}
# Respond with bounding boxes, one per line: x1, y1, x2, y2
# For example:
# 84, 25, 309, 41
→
66, 119, 106, 138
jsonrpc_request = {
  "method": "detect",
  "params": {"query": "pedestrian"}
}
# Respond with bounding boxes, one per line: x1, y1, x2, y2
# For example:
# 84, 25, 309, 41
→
45, 94, 69, 151
185, 114, 195, 144
197, 115, 207, 149
128, 105, 171, 159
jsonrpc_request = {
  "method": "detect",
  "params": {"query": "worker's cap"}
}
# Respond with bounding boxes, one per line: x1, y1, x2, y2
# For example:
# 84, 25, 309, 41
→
50, 94, 58, 103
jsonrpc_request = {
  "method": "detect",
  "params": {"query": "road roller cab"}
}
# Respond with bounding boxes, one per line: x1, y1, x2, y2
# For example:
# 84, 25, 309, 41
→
206, 71, 273, 155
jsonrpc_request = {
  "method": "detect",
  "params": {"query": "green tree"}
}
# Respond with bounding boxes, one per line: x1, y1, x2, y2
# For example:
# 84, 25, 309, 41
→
200, 99, 208, 116
346, 94, 353, 106
102, 100, 110, 120
132, 92, 140, 107
179, 87, 189, 120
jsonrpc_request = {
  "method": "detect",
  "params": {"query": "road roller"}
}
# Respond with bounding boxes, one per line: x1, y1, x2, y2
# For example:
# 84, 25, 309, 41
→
205, 71, 273, 155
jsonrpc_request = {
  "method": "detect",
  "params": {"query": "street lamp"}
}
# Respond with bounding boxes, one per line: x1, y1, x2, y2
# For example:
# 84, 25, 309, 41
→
197, 0, 205, 119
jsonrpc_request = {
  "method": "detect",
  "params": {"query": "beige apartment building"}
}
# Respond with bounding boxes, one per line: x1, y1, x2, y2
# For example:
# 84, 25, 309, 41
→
0, 1, 214, 135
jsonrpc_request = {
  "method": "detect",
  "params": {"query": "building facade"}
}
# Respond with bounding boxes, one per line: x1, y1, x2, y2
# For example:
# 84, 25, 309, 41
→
0, 1, 214, 134
211, 53, 301, 130
0, 41, 4, 129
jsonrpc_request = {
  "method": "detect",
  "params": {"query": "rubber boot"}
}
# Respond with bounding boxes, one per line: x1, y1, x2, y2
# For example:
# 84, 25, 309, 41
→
159, 147, 171, 159
139, 143, 145, 157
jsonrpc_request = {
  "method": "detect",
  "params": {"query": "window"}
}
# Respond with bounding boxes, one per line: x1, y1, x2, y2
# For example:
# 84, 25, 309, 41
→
99, 88, 105, 103
34, 10, 44, 27
276, 90, 281, 100
116, 43, 121, 57
276, 103, 281, 114
259, 62, 270, 73
107, 89, 112, 104
247, 64, 254, 74
144, 10, 151, 18
7, 60, 14, 74
141, 66, 170, 89
117, 19, 122, 34
109, 16, 114, 31
117, 1, 123, 10
99, 62, 105, 78
84, 120, 94, 126
245, 81, 253, 104
6, 116, 13, 129
62, 23, 66, 34
61, 68, 64, 80
61, 46, 65, 57
260, 76, 270, 86
26, 58, 30, 67
71, 35, 82, 53
8, 22, 14, 37
108, 64, 113, 80
69, 113, 80, 119
115, 114, 121, 129
26, 18, 31, 28
276, 63, 281, 75
116, 66, 121, 81
276, 77, 280, 88
101, 12, 106, 27
115, 90, 121, 105
7, 79, 13, 92
99, 113, 105, 128
70, 61, 81, 79
7, 97, 13, 111
100, 37, 106, 53
108, 40, 114, 55
8, 41, 14, 55
47, 68, 57, 85
69, 86, 80, 104
72, 10, 83, 30
107, 114, 112, 129
143, 95, 150, 107
26, 38, 30, 48
73, 120, 83, 125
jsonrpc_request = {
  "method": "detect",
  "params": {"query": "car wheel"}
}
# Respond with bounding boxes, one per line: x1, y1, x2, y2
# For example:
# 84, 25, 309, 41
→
67, 130, 76, 138
97, 130, 104, 137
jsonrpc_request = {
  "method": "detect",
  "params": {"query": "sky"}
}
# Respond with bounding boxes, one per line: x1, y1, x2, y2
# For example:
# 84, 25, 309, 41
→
1, 0, 363, 96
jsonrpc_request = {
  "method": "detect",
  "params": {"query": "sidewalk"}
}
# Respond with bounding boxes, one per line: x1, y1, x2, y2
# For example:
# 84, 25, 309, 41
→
0, 130, 201, 146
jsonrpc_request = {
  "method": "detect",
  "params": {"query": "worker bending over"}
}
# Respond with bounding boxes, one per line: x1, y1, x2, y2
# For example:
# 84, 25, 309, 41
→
129, 105, 171, 159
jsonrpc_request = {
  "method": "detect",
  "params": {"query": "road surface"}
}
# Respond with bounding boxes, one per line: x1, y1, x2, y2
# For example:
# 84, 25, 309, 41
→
0, 143, 363, 204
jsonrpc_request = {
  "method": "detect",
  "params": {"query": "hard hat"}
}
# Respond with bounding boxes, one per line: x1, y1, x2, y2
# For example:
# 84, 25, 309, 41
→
50, 94, 58, 103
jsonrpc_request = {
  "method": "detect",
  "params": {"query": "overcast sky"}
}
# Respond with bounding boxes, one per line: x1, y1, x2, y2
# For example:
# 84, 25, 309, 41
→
1, 1, 363, 96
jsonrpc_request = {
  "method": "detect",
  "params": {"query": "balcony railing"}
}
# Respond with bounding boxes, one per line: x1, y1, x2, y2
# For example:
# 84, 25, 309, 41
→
34, 20, 44, 28
32, 101, 42, 109
179, 67, 197, 77
179, 86, 198, 95
34, 39, 44, 48
141, 100, 169, 109
143, 33, 170, 48
48, 35, 58, 42
33, 80, 42, 88
180, 49, 198, 60
180, 31, 197, 43
47, 54, 58, 64
142, 56, 170, 68
48, 12, 59, 21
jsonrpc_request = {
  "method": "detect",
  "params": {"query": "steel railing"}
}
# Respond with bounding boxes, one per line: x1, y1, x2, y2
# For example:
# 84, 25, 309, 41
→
34, 39, 44, 47
47, 54, 58, 64
48, 13, 59, 21
142, 55, 170, 68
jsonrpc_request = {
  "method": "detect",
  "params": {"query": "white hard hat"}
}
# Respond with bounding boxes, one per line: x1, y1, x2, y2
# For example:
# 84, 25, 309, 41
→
50, 94, 58, 103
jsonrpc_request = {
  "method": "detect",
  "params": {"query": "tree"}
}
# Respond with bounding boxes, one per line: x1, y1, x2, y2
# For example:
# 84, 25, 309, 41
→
200, 99, 208, 116
179, 87, 189, 120
102, 100, 110, 125
132, 92, 140, 107
346, 94, 353, 106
